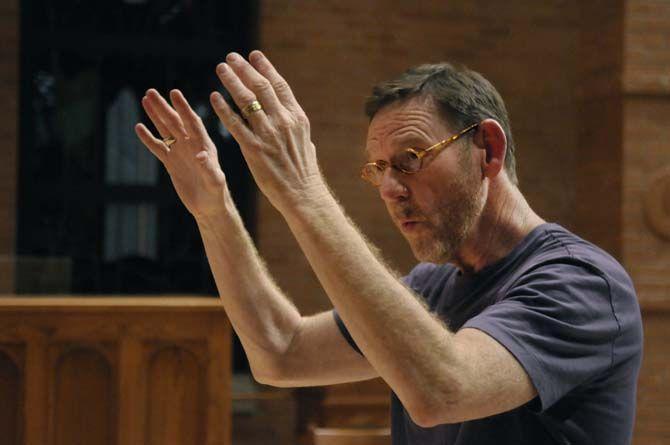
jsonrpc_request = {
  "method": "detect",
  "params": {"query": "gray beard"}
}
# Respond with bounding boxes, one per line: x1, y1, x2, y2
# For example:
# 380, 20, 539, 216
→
409, 167, 482, 264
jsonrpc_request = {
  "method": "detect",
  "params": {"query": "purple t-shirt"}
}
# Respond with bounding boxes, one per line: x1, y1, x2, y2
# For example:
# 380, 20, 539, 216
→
334, 223, 643, 445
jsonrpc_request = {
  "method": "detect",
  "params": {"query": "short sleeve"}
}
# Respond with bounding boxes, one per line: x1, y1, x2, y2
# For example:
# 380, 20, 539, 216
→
333, 309, 363, 355
463, 262, 620, 411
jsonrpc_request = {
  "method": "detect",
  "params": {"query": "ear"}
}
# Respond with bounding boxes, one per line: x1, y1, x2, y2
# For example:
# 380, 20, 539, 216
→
471, 119, 506, 179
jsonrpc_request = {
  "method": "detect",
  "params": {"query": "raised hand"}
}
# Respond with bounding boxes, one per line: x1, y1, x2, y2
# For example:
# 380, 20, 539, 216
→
135, 89, 229, 219
209, 50, 326, 213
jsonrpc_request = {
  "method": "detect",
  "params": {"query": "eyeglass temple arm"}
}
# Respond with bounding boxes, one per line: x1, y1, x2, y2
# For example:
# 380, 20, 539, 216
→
422, 123, 479, 158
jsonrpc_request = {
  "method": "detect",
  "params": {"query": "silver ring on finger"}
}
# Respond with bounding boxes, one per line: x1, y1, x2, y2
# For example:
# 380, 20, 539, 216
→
241, 100, 263, 119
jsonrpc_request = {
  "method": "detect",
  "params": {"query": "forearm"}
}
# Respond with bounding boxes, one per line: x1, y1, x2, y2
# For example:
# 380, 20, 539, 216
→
280, 185, 465, 418
195, 194, 302, 381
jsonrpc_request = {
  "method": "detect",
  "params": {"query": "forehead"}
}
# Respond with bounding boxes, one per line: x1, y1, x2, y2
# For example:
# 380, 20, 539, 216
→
365, 96, 451, 155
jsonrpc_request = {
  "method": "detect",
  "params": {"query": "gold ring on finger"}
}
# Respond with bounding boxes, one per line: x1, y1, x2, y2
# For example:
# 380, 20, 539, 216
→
241, 100, 263, 119
162, 136, 177, 147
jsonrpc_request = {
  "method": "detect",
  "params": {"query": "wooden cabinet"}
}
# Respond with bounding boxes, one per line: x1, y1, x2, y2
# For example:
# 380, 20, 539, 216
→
0, 297, 231, 445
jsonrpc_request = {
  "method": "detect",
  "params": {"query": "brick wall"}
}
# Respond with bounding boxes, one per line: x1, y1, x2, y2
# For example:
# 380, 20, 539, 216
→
258, 0, 584, 314
575, 0, 625, 258
0, 0, 18, 292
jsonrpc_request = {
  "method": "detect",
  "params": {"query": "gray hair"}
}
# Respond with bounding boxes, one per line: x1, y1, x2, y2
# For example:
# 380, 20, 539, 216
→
365, 63, 518, 185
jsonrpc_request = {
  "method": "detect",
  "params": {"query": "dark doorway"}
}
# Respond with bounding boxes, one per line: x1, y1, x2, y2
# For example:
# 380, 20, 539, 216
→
17, 0, 258, 372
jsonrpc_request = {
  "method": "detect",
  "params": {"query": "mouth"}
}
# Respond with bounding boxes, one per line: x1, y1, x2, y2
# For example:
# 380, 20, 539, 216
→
392, 206, 425, 233
399, 220, 424, 232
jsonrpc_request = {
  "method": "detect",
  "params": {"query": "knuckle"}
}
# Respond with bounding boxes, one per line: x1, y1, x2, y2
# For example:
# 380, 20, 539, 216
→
252, 78, 272, 93
273, 80, 291, 94
275, 117, 293, 132
296, 113, 310, 128
247, 141, 263, 152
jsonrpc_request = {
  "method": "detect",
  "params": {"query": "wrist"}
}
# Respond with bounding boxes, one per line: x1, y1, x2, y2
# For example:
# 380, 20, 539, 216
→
194, 194, 238, 231
280, 181, 344, 235
277, 175, 332, 216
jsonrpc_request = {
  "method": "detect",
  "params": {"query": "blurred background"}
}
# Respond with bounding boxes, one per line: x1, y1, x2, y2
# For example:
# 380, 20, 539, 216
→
0, 0, 668, 444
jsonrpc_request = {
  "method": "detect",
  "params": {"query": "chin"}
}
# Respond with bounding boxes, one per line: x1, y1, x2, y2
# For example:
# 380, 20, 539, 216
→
410, 240, 453, 264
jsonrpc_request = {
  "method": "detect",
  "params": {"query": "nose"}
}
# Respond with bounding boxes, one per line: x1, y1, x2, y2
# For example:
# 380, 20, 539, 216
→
378, 168, 409, 202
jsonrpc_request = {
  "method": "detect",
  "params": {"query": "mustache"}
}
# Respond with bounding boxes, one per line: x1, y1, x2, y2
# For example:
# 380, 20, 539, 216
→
392, 205, 423, 221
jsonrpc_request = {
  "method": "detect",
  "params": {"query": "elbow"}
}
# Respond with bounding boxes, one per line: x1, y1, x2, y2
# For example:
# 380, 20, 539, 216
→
249, 367, 277, 386
407, 403, 446, 429
251, 370, 294, 388
248, 359, 288, 387
244, 316, 307, 388
248, 353, 298, 388
404, 386, 463, 428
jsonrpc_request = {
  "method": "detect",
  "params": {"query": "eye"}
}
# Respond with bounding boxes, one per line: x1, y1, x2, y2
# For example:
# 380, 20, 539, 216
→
393, 149, 422, 173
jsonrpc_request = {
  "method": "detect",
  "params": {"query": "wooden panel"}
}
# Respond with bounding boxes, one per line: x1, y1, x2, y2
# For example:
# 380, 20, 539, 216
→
622, 98, 670, 301
320, 379, 390, 428
53, 347, 115, 445
0, 347, 21, 445
146, 346, 205, 445
624, 0, 670, 95
0, 296, 232, 445
118, 336, 143, 445
575, 0, 625, 258
635, 302, 670, 444
312, 427, 390, 445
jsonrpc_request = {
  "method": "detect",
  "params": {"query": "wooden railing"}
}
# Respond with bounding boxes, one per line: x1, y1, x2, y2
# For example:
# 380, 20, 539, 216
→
0, 296, 231, 445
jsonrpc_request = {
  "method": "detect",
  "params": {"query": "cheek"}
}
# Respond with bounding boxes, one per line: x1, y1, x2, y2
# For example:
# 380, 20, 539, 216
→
426, 170, 479, 211
410, 184, 440, 217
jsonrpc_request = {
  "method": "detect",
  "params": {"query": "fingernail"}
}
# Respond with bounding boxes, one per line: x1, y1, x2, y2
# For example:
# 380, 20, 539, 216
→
249, 50, 262, 62
217, 63, 229, 74
211, 92, 224, 105
226, 52, 241, 63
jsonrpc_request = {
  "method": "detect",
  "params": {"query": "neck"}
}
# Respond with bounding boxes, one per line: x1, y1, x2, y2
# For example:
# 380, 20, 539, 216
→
452, 179, 545, 274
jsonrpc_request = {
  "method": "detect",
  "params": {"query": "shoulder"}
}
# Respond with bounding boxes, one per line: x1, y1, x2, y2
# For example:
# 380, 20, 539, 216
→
532, 224, 625, 271
509, 224, 643, 355
528, 225, 638, 310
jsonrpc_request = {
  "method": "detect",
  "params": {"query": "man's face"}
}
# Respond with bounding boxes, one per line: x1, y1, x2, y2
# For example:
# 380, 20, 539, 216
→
365, 96, 484, 263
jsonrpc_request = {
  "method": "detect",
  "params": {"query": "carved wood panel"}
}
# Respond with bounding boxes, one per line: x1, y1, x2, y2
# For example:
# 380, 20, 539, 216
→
0, 345, 23, 445
0, 297, 231, 445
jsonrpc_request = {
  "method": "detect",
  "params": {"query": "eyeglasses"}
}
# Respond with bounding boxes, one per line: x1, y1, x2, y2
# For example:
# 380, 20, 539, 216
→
360, 122, 479, 187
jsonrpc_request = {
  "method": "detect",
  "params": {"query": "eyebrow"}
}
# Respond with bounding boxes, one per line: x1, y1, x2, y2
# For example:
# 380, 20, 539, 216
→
396, 137, 430, 149
364, 135, 430, 159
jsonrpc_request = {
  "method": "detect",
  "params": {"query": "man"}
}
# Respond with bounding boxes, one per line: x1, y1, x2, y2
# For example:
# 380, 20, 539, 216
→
135, 50, 643, 444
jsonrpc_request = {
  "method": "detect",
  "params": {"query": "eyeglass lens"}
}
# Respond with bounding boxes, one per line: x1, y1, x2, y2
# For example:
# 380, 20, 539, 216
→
362, 150, 423, 186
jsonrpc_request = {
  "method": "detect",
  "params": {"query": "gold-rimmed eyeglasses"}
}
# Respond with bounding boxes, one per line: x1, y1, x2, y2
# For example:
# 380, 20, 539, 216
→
360, 122, 479, 187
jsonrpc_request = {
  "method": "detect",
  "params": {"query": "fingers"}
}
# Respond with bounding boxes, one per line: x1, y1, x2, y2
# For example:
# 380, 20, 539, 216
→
141, 95, 171, 139
215, 61, 272, 131
168, 89, 208, 143
135, 123, 168, 162
143, 89, 188, 140
248, 50, 302, 114
209, 91, 256, 146
223, 52, 284, 117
